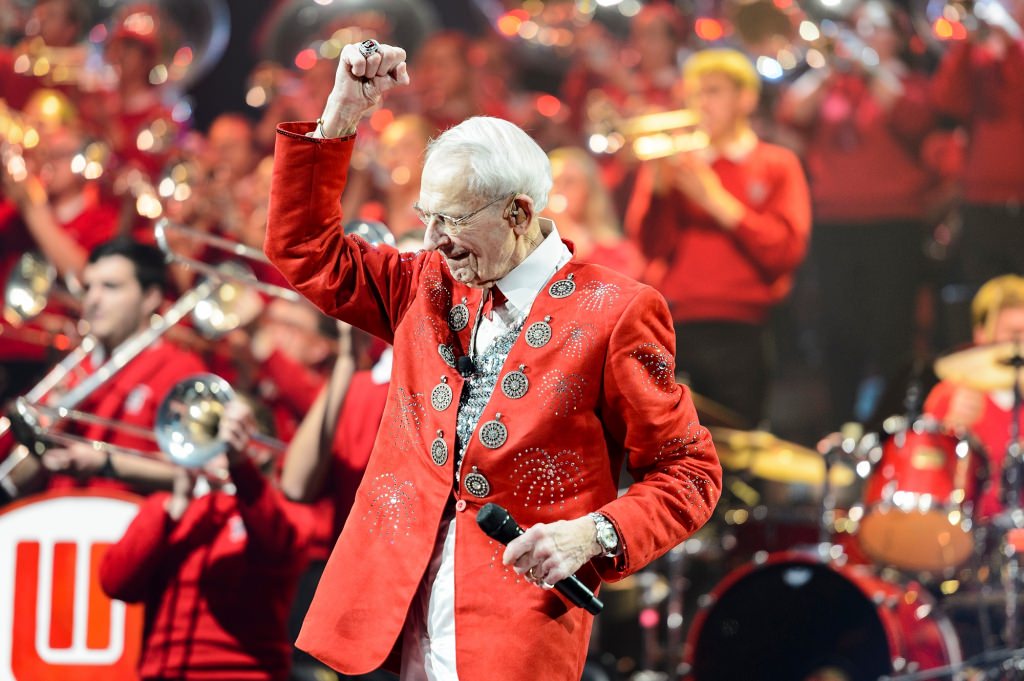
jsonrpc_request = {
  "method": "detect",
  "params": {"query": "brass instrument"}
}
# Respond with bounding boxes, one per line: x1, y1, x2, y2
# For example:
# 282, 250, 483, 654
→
155, 374, 285, 468
154, 219, 302, 303
0, 278, 218, 490
4, 252, 56, 325
9, 374, 285, 471
586, 94, 707, 161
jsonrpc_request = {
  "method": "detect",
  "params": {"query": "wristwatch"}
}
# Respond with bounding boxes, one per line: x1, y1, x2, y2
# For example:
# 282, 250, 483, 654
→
588, 512, 620, 557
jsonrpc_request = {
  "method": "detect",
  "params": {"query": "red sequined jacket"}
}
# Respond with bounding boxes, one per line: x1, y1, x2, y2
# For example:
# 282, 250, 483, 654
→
264, 121, 722, 681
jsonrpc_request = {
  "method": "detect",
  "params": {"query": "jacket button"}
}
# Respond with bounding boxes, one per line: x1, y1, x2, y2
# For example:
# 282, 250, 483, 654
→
455, 499, 468, 512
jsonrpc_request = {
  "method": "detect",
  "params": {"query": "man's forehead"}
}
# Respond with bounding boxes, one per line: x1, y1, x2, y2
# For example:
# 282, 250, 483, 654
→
419, 160, 477, 209
84, 255, 134, 280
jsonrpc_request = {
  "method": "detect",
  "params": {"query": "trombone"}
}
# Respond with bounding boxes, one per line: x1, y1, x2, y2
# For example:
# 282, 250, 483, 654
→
154, 219, 302, 303
0, 277, 218, 489
9, 374, 286, 471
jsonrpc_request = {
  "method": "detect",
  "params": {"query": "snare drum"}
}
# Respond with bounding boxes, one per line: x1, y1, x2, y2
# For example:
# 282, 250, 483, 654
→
859, 419, 985, 572
684, 552, 961, 681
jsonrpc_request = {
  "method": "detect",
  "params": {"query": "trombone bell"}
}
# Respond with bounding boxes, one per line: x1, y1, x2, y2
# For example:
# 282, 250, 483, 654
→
4, 252, 55, 325
155, 374, 285, 468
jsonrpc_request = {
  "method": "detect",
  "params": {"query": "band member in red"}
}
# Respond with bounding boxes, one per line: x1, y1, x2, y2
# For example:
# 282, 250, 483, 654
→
100, 398, 310, 681
263, 40, 720, 681
626, 48, 811, 428
924, 274, 1024, 520
2, 238, 206, 500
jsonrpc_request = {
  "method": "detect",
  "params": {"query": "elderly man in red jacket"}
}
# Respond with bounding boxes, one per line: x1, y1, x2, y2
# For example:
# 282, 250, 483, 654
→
264, 40, 721, 681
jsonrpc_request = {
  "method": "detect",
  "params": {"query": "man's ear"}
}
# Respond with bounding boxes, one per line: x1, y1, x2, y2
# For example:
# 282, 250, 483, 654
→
507, 194, 535, 235
142, 285, 163, 318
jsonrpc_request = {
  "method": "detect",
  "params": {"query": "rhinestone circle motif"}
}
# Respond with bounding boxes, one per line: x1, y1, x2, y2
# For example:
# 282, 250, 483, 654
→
479, 419, 508, 449
431, 382, 453, 411
501, 369, 529, 399
525, 321, 552, 348
465, 470, 491, 497
548, 274, 576, 299
431, 437, 449, 465
448, 303, 469, 332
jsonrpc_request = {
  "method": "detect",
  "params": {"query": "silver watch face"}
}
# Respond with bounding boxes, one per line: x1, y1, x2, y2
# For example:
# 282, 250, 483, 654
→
597, 524, 617, 550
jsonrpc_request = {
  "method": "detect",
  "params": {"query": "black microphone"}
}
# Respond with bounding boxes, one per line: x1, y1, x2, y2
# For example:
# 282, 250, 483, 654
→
456, 355, 476, 377
476, 502, 603, 615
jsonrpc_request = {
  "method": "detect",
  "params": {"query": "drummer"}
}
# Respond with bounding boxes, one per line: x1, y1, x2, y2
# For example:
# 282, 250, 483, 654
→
924, 274, 1024, 519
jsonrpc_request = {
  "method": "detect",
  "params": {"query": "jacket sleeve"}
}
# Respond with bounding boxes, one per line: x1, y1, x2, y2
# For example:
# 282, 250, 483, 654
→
594, 286, 723, 579
99, 493, 174, 603
263, 122, 427, 343
729, 150, 811, 283
230, 455, 311, 560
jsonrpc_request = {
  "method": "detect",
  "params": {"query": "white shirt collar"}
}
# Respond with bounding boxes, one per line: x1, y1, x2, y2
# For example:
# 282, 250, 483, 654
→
493, 218, 572, 317
991, 388, 1016, 411
699, 128, 758, 164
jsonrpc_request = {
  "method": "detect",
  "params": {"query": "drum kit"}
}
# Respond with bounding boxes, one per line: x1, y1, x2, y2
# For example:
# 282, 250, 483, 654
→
600, 340, 1024, 681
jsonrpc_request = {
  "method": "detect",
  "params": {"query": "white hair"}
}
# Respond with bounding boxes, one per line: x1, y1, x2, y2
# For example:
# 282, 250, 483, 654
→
424, 117, 552, 211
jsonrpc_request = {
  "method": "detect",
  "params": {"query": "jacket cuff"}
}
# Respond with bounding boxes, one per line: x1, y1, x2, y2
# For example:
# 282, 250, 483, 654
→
277, 121, 357, 143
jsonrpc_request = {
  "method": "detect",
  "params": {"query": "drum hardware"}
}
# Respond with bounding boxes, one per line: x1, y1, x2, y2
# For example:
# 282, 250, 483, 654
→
854, 416, 986, 573
936, 339, 1024, 648
879, 644, 1024, 680
711, 427, 857, 489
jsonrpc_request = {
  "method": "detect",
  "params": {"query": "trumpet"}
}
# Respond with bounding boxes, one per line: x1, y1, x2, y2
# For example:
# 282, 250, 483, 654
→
10, 374, 285, 471
586, 93, 708, 161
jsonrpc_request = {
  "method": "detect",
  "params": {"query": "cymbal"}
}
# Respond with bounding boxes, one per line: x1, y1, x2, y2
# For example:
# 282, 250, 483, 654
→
935, 340, 1024, 392
710, 427, 856, 488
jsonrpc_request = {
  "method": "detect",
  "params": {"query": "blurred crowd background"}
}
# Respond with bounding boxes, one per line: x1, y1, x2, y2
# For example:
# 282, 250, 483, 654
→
2, 0, 1024, 677
4, 0, 1023, 447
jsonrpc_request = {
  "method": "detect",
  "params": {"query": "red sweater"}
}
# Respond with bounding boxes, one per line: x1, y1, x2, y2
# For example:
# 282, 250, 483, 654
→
924, 380, 1020, 519
99, 457, 310, 681
931, 40, 1024, 204
627, 142, 811, 324
785, 72, 936, 222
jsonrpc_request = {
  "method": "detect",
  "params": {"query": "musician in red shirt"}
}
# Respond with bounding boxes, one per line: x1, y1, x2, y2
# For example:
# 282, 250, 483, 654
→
100, 398, 310, 681
627, 48, 811, 428
924, 274, 1024, 520
1, 238, 205, 501
0, 124, 119, 399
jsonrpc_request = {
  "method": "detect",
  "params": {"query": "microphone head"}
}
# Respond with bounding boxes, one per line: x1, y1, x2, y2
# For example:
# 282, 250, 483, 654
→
476, 502, 522, 543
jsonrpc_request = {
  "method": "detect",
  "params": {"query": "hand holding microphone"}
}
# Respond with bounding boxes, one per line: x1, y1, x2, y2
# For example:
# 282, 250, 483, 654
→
476, 502, 604, 615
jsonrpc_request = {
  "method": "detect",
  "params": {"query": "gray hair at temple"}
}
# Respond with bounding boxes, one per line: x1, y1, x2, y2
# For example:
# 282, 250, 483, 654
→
424, 117, 552, 211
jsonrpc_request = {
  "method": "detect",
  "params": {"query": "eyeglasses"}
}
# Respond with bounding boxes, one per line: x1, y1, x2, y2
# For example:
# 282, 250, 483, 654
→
413, 192, 516, 234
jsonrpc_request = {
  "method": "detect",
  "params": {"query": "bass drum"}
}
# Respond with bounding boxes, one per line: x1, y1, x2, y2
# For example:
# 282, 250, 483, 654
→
683, 552, 961, 681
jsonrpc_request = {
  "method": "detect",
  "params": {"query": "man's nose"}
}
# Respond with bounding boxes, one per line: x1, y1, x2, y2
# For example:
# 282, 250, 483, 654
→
423, 219, 451, 251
